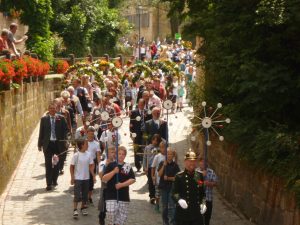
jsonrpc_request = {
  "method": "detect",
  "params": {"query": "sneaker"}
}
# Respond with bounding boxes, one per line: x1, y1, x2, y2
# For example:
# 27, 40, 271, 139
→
81, 207, 88, 216
150, 198, 156, 205
73, 209, 79, 219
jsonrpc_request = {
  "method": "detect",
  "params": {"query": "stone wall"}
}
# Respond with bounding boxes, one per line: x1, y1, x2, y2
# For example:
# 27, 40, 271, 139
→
0, 77, 62, 194
192, 132, 300, 225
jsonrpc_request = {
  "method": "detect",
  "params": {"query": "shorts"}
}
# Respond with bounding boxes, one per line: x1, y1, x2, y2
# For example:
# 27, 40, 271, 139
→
74, 180, 89, 203
106, 200, 129, 225
168, 95, 177, 103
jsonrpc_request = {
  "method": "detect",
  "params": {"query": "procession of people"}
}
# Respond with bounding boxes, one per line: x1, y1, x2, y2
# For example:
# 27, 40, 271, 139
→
37, 39, 218, 225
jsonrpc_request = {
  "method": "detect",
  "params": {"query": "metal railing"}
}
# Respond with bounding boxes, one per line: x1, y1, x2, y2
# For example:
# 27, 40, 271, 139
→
53, 53, 129, 66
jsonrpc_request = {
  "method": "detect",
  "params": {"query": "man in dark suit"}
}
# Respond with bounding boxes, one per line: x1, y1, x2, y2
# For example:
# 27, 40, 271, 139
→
144, 107, 168, 144
142, 91, 153, 122
130, 99, 146, 172
38, 102, 69, 191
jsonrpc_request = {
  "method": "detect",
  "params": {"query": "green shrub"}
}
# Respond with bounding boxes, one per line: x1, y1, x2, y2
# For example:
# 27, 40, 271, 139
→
166, 0, 300, 207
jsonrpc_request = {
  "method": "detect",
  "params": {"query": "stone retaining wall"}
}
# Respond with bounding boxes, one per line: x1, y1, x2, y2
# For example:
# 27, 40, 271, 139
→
0, 77, 62, 194
192, 132, 300, 225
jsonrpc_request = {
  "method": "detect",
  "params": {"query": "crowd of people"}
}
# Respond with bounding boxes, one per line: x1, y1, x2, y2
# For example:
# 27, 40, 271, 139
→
37, 39, 218, 225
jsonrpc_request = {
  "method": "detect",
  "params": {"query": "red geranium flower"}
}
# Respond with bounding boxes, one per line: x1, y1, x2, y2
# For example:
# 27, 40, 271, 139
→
12, 58, 28, 82
0, 59, 15, 85
197, 180, 204, 186
55, 60, 69, 74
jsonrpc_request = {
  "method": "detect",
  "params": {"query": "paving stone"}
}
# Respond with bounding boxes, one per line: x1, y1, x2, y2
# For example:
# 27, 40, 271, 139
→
0, 107, 254, 225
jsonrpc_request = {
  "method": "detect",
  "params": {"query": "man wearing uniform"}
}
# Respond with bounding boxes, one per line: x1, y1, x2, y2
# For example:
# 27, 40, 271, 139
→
171, 151, 207, 225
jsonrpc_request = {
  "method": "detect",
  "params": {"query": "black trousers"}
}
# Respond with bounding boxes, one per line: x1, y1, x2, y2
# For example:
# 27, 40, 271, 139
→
147, 168, 155, 199
134, 145, 143, 171
43, 141, 60, 186
99, 189, 106, 225
58, 149, 67, 171
204, 201, 213, 225
176, 220, 203, 225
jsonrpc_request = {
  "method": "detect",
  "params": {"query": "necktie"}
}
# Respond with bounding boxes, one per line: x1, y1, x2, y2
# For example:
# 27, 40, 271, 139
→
154, 121, 159, 130
51, 117, 56, 140
140, 110, 145, 131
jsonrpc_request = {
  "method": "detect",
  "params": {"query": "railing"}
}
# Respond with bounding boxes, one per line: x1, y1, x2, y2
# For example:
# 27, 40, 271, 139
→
0, 51, 133, 66
54, 53, 132, 66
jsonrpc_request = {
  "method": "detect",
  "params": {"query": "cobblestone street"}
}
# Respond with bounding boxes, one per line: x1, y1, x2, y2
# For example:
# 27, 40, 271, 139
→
0, 107, 254, 225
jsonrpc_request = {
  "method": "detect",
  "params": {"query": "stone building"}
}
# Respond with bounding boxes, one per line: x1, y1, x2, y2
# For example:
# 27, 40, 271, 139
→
122, 1, 171, 43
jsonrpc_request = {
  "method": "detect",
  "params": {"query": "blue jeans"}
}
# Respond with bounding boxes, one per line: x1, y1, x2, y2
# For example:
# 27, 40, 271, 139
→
161, 189, 175, 225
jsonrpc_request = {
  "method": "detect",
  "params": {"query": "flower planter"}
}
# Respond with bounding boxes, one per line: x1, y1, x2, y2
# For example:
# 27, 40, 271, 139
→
0, 81, 11, 91
32, 76, 39, 82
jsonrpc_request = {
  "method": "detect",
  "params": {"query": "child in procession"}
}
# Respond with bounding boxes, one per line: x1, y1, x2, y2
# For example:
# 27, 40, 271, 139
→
151, 140, 167, 212
86, 126, 101, 205
102, 146, 136, 225
143, 134, 162, 204
158, 149, 180, 225
70, 139, 96, 218
98, 147, 116, 225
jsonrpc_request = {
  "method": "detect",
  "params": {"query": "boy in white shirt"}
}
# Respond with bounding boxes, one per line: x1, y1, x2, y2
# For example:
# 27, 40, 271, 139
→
151, 141, 166, 212
70, 139, 95, 218
86, 126, 101, 204
99, 121, 121, 149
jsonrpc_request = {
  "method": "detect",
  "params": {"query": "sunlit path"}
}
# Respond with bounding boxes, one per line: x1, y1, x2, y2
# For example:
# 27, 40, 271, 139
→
0, 106, 252, 225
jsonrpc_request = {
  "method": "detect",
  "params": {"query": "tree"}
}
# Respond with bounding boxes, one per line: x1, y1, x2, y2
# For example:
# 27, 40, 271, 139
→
167, 0, 300, 205
50, 0, 130, 56
0, 0, 54, 62
160, 0, 185, 37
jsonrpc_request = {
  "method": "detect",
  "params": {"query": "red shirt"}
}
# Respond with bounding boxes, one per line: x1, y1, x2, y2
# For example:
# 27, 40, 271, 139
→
0, 37, 8, 52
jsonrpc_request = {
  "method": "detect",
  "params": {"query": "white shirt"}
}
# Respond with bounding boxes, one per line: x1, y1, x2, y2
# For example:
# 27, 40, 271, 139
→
74, 87, 88, 96
87, 140, 100, 160
140, 47, 146, 54
75, 126, 87, 140
153, 119, 160, 127
172, 82, 179, 95
71, 151, 94, 180
148, 94, 162, 109
49, 116, 56, 141
100, 130, 122, 148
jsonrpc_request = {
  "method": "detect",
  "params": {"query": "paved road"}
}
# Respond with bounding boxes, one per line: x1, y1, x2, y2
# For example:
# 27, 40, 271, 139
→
0, 107, 254, 225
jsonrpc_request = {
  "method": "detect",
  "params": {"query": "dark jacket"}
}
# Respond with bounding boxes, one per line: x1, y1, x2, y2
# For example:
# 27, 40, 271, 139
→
129, 109, 145, 144
171, 169, 206, 223
144, 119, 167, 144
38, 114, 68, 152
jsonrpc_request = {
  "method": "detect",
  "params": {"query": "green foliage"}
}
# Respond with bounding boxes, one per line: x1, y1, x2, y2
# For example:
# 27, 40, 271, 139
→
108, 0, 124, 8
170, 0, 300, 206
159, 0, 185, 36
30, 36, 54, 62
0, 0, 129, 59
50, 0, 130, 57
0, 0, 54, 62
